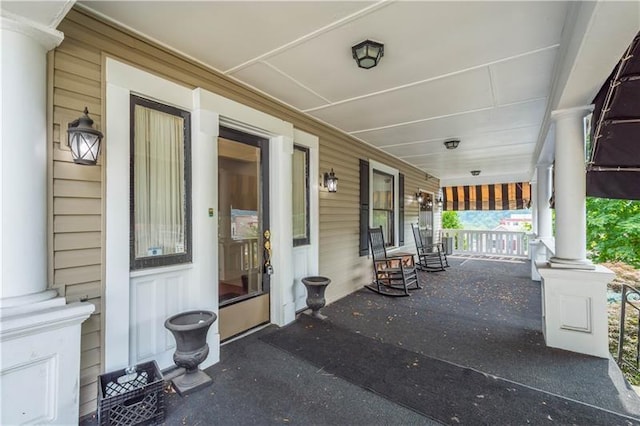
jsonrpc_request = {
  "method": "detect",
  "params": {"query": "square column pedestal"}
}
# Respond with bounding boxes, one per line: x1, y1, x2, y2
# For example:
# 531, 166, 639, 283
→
537, 262, 614, 358
0, 297, 94, 424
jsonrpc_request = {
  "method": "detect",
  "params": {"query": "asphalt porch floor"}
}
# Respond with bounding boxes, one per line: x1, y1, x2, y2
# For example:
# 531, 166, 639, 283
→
83, 256, 640, 425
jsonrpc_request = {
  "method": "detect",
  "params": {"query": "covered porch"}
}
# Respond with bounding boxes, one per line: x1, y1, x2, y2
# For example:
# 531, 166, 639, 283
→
81, 257, 640, 424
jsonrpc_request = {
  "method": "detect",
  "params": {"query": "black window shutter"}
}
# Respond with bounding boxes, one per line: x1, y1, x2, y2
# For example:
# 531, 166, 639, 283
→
359, 159, 370, 256
398, 173, 405, 246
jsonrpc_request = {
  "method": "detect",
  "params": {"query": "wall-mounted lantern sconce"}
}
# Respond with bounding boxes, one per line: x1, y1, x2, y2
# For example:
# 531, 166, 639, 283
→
352, 39, 384, 69
324, 169, 338, 193
437, 197, 443, 208
67, 107, 103, 166
416, 191, 433, 209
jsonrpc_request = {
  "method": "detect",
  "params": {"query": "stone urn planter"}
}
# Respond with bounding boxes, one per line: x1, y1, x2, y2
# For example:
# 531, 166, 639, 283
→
164, 310, 217, 396
301, 276, 331, 320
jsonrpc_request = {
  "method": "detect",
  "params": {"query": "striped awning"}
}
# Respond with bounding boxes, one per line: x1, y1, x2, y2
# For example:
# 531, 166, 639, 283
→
442, 182, 531, 211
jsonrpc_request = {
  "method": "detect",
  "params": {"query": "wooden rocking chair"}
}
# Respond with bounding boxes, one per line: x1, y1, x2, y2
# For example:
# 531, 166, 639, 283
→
411, 223, 446, 272
365, 226, 421, 297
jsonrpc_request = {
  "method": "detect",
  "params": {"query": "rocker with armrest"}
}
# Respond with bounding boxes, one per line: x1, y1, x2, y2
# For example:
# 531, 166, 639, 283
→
365, 226, 421, 297
411, 223, 446, 272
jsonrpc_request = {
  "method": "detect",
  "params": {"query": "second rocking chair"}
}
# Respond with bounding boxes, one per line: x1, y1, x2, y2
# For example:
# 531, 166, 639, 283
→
411, 223, 446, 272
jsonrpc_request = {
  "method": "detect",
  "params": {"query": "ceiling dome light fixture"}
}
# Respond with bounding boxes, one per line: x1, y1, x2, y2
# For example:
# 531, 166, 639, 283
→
443, 139, 460, 150
352, 39, 384, 69
470, 170, 481, 176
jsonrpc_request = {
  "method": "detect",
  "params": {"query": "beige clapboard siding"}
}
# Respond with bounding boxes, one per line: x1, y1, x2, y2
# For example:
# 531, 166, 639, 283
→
54, 215, 101, 233
52, 7, 440, 417
55, 249, 101, 269
51, 31, 104, 417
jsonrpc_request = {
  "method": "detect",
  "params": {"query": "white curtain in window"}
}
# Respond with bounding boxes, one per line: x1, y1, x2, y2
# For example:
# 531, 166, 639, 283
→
134, 105, 185, 258
292, 148, 307, 240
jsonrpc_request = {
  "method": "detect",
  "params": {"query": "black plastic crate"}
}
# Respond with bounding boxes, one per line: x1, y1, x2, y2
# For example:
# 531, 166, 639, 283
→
97, 361, 165, 426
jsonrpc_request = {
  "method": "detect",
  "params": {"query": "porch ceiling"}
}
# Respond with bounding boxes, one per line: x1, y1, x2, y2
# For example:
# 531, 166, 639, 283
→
78, 1, 635, 187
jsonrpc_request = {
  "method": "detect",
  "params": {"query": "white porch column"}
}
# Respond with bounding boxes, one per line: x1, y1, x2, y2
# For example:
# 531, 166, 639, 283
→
549, 106, 593, 268
0, 13, 60, 305
530, 180, 538, 236
530, 164, 553, 281
536, 164, 553, 240
1, 11, 94, 425
536, 105, 613, 358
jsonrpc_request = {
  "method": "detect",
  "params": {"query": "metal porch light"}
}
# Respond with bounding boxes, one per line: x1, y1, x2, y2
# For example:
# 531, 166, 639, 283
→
437, 197, 443, 208
416, 191, 424, 204
444, 139, 460, 150
67, 107, 103, 166
352, 40, 384, 69
324, 169, 338, 193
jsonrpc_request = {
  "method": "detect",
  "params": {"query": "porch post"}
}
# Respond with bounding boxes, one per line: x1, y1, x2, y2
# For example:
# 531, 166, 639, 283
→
530, 164, 552, 281
536, 164, 553, 240
536, 105, 614, 358
1, 11, 94, 424
549, 106, 593, 268
530, 180, 538, 236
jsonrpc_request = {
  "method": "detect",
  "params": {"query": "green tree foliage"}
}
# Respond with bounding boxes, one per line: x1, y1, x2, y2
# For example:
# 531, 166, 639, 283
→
442, 211, 463, 229
586, 198, 640, 268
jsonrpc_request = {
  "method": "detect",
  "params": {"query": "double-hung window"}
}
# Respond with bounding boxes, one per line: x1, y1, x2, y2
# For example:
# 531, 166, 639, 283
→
359, 159, 404, 255
372, 170, 395, 246
130, 95, 192, 269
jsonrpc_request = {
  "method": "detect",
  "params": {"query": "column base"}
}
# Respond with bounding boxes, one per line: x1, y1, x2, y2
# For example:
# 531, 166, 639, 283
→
1, 297, 94, 424
549, 256, 596, 270
537, 263, 614, 358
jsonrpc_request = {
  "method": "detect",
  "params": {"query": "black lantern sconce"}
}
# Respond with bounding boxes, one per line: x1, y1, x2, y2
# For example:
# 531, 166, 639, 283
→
67, 107, 103, 166
437, 196, 443, 209
324, 169, 338, 193
416, 191, 433, 209
352, 39, 384, 69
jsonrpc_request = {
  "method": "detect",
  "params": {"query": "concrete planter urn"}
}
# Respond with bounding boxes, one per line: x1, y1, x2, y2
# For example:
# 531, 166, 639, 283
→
301, 276, 331, 320
164, 310, 217, 396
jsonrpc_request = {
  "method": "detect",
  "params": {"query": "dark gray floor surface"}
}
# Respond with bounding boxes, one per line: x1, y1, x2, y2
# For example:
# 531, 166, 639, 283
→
82, 256, 640, 425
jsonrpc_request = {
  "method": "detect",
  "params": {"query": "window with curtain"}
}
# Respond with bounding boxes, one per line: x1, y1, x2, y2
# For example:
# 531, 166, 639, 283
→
372, 170, 394, 246
292, 145, 310, 246
130, 95, 191, 269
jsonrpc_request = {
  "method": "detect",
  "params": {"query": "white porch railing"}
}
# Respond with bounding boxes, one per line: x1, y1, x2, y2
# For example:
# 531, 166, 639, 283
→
442, 229, 530, 257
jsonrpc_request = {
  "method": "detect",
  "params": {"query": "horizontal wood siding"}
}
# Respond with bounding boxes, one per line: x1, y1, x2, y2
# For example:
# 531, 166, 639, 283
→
51, 29, 103, 417
52, 7, 440, 417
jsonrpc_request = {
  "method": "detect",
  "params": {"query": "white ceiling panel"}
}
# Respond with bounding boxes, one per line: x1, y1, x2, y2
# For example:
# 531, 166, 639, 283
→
267, 1, 568, 102
490, 47, 558, 105
309, 67, 493, 133
83, 1, 372, 72
353, 98, 545, 147
381, 126, 539, 158
231, 62, 329, 111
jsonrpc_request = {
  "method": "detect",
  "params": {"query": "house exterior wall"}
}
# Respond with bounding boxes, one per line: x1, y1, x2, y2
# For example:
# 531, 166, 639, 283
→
50, 7, 440, 416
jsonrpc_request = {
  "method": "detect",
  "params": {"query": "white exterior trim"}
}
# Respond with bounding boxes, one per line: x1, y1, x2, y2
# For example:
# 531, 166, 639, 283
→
105, 58, 298, 372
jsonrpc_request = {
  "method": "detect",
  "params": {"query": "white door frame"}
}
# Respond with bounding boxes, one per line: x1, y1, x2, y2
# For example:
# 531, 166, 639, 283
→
105, 58, 300, 372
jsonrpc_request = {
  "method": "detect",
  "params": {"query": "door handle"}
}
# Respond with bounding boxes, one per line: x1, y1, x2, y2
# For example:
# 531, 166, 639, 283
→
264, 229, 273, 274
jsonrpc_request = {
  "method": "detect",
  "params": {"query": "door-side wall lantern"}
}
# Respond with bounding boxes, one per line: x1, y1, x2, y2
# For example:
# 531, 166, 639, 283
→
352, 39, 384, 69
67, 107, 103, 166
416, 191, 433, 209
324, 169, 338, 193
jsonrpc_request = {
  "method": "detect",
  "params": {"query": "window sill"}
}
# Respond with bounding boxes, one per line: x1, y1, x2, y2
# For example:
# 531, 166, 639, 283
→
130, 263, 193, 278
